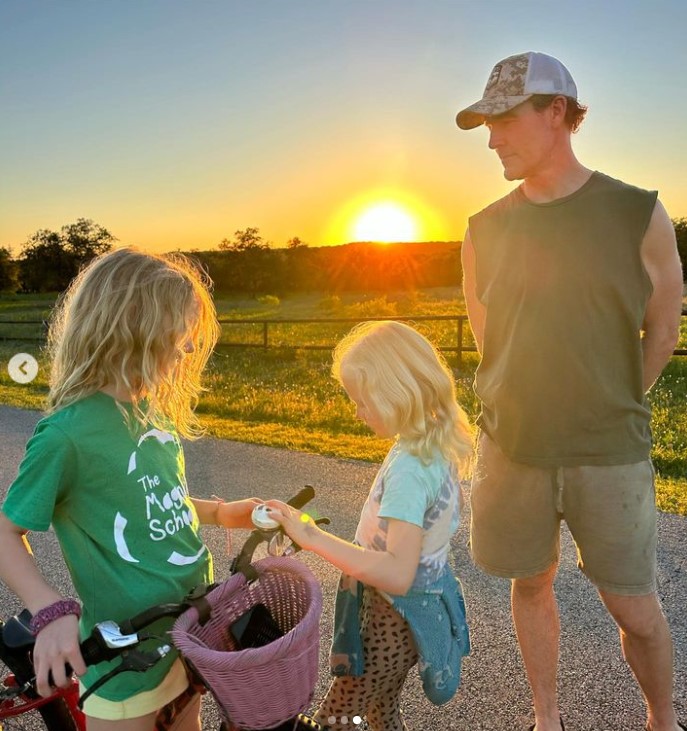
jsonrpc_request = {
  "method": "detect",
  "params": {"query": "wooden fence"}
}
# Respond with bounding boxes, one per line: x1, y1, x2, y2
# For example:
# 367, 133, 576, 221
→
214, 315, 478, 366
1, 312, 686, 369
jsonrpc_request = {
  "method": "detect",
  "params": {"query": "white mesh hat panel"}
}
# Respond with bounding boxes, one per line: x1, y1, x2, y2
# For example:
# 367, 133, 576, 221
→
524, 53, 577, 98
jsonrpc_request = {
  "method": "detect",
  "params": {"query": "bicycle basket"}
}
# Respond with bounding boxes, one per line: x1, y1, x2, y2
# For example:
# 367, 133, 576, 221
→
171, 556, 322, 729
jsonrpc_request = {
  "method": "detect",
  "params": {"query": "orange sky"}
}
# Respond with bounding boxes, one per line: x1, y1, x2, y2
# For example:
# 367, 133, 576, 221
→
1, 2, 685, 253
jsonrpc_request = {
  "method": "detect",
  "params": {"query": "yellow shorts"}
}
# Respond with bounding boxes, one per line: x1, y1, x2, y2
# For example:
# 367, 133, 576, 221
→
470, 432, 658, 595
80, 658, 189, 721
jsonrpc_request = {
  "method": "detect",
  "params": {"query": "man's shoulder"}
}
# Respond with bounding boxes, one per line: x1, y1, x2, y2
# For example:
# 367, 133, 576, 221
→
592, 171, 656, 198
469, 188, 521, 226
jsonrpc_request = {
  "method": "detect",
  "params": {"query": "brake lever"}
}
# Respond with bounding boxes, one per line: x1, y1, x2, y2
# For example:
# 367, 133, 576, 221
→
232, 486, 326, 574
77, 645, 171, 709
282, 516, 331, 556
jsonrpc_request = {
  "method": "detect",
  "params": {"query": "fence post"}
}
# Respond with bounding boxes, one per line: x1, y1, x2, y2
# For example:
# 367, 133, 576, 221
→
457, 316, 464, 370
263, 322, 268, 349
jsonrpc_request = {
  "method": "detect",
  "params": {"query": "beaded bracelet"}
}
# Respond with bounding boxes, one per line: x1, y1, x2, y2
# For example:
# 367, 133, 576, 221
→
29, 598, 82, 636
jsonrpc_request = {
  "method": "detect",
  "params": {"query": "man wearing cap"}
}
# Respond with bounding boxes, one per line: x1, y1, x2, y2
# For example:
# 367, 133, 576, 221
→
457, 52, 684, 731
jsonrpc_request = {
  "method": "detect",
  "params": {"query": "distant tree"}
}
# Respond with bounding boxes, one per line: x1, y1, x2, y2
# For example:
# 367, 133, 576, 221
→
0, 247, 18, 292
61, 218, 116, 265
673, 218, 687, 282
19, 230, 72, 292
217, 228, 274, 296
18, 219, 116, 292
219, 227, 270, 252
284, 238, 317, 292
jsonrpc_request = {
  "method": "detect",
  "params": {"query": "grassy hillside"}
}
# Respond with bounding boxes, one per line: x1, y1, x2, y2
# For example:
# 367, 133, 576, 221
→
1, 289, 685, 514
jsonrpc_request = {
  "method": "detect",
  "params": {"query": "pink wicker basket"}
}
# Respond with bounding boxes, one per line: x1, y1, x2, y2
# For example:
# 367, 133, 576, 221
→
171, 556, 322, 729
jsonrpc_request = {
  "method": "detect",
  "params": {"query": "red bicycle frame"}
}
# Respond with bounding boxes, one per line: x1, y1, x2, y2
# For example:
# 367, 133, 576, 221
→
0, 672, 85, 729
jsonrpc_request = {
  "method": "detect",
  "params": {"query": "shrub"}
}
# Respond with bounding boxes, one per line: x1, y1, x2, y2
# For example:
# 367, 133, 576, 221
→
344, 295, 397, 318
318, 294, 341, 313
257, 295, 280, 307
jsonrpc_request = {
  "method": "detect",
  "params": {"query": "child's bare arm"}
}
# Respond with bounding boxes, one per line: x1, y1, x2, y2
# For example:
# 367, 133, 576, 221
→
191, 496, 263, 529
0, 512, 86, 696
266, 501, 422, 595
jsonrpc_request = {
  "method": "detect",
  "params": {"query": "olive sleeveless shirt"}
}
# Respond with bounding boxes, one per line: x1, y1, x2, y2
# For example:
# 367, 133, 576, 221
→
468, 171, 657, 467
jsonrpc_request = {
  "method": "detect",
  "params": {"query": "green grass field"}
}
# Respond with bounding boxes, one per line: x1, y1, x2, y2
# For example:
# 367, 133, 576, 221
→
1, 289, 686, 515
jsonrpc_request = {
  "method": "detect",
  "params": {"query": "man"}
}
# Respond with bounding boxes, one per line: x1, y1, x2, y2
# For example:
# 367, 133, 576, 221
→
456, 52, 684, 731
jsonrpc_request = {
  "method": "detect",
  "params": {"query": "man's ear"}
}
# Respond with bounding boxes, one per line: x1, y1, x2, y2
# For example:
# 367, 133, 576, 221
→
550, 95, 568, 128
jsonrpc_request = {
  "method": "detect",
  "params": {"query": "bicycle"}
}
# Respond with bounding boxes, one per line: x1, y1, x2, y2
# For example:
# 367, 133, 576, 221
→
0, 486, 330, 731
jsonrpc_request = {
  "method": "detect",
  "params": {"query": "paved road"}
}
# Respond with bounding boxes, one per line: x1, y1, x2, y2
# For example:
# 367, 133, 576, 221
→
0, 404, 685, 731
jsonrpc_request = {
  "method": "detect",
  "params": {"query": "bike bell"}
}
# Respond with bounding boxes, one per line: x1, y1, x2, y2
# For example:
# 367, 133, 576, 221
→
251, 504, 280, 532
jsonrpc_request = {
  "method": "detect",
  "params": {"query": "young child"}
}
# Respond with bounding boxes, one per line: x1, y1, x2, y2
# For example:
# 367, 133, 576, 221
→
268, 320, 473, 731
0, 248, 261, 731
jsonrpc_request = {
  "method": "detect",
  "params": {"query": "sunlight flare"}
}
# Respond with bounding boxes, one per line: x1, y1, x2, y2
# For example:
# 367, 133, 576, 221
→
323, 188, 447, 246
353, 202, 417, 243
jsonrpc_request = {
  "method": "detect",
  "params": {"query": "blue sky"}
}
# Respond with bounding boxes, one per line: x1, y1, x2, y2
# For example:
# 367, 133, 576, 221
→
1, 0, 685, 252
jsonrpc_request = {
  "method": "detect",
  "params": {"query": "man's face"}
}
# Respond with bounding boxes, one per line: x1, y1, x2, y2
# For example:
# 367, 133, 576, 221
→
484, 100, 557, 181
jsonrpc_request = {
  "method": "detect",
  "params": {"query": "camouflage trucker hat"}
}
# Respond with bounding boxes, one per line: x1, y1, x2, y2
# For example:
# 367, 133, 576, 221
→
456, 52, 577, 130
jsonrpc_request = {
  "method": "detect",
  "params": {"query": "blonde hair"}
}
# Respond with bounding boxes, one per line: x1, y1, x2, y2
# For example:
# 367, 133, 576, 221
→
332, 320, 473, 466
47, 247, 220, 439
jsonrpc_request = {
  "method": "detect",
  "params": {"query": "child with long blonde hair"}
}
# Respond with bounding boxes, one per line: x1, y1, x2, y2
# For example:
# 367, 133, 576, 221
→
268, 320, 472, 731
0, 248, 261, 731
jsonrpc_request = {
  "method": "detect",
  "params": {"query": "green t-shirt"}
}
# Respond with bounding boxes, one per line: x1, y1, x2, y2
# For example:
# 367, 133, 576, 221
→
2, 392, 213, 701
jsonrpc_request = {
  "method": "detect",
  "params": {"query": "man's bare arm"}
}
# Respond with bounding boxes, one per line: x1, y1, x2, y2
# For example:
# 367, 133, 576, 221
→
640, 200, 684, 392
461, 228, 486, 355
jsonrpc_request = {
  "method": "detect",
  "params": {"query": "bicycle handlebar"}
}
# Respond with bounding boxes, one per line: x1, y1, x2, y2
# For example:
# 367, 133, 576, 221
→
286, 485, 316, 510
3, 486, 328, 704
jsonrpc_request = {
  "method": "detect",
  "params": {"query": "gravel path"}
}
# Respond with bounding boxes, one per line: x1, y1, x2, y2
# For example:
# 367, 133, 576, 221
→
0, 404, 685, 730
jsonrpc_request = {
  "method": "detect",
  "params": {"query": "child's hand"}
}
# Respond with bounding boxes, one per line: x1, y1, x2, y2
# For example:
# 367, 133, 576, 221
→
219, 498, 263, 530
33, 614, 86, 697
264, 500, 320, 551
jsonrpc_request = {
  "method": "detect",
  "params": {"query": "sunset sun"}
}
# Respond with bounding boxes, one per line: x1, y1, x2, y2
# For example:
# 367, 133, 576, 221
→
324, 188, 447, 246
353, 203, 418, 243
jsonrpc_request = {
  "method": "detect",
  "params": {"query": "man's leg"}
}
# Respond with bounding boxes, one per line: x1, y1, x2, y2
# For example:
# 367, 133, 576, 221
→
599, 591, 679, 731
563, 461, 681, 730
512, 562, 562, 731
470, 433, 563, 730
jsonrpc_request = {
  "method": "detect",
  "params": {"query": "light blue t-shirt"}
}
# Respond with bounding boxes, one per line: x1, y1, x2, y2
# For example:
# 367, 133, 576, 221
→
354, 442, 461, 590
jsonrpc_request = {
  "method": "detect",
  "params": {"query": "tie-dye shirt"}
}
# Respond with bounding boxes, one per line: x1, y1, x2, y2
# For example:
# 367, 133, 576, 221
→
354, 442, 460, 591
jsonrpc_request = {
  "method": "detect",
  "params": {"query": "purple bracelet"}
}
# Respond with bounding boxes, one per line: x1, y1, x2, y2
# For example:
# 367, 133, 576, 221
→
29, 599, 82, 636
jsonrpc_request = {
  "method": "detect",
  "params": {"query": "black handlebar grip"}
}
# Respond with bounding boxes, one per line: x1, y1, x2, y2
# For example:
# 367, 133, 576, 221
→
287, 485, 315, 510
80, 634, 109, 666
46, 633, 109, 687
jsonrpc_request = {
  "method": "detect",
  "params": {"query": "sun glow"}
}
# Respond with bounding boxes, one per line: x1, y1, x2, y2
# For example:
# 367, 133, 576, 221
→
353, 203, 417, 243
323, 188, 447, 246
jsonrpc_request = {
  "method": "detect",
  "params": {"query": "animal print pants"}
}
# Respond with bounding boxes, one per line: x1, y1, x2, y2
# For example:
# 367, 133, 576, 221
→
315, 587, 418, 731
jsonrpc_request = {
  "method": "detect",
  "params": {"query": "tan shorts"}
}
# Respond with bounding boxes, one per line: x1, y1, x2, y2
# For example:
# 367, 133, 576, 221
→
469, 432, 657, 596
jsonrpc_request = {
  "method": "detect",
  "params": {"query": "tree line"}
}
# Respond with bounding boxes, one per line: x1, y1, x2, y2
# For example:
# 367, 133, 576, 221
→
0, 219, 115, 293
1, 218, 686, 296
0, 222, 462, 295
